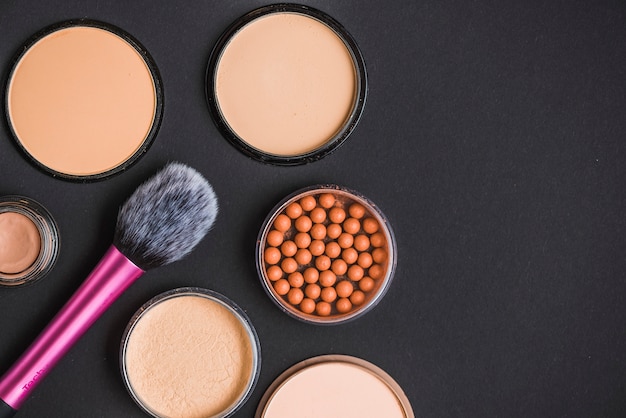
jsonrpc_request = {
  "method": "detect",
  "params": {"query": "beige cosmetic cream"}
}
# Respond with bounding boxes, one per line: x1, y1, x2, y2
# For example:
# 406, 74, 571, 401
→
0, 196, 60, 287
120, 288, 260, 418
256, 355, 414, 418
207, 4, 367, 165
5, 20, 163, 181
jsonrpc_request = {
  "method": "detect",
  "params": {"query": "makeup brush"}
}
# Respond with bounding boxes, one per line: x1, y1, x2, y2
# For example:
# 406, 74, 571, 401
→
0, 162, 218, 417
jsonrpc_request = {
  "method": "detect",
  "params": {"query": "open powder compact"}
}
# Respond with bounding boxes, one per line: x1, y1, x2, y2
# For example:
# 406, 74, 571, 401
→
256, 355, 414, 417
120, 287, 261, 418
206, 3, 367, 165
257, 185, 397, 324
5, 19, 163, 181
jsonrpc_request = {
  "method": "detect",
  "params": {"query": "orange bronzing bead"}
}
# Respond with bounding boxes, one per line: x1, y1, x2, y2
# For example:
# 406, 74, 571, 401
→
319, 270, 337, 287
273, 214, 291, 232
295, 215, 312, 232
287, 288, 304, 305
266, 265, 283, 281
336, 297, 352, 313
350, 290, 365, 305
318, 193, 335, 209
362, 217, 379, 234
348, 203, 366, 219
321, 287, 337, 303
294, 232, 311, 249
285, 202, 303, 219
280, 240, 297, 257
274, 279, 290, 296
315, 301, 332, 316
335, 280, 354, 298
281, 258, 298, 274
266, 229, 284, 247
342, 218, 360, 234
264, 247, 281, 265
300, 298, 316, 314
331, 259, 348, 276
310, 207, 327, 224
295, 248, 312, 265
303, 267, 319, 284
328, 207, 346, 224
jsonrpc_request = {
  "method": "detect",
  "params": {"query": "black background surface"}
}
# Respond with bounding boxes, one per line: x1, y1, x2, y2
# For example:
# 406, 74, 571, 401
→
1, 1, 625, 417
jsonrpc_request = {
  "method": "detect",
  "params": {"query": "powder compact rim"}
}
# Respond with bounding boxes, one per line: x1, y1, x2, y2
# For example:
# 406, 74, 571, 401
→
254, 354, 415, 418
205, 3, 368, 165
256, 184, 398, 325
0, 195, 60, 287
119, 287, 262, 418
4, 18, 165, 182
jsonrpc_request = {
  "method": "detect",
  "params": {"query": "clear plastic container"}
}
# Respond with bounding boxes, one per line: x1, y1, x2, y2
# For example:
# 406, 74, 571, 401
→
120, 287, 261, 418
0, 195, 60, 287
256, 185, 397, 324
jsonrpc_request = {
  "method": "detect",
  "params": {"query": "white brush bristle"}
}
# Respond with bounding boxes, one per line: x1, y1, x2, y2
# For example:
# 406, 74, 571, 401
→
113, 162, 218, 270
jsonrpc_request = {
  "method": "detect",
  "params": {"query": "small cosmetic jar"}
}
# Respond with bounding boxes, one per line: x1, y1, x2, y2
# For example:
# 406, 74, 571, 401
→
0, 195, 60, 287
120, 287, 261, 418
255, 354, 414, 418
206, 3, 367, 165
256, 185, 397, 324
5, 19, 163, 181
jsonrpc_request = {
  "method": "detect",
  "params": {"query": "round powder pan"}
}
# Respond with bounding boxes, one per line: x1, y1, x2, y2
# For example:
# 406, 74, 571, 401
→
256, 185, 397, 325
256, 354, 414, 417
206, 3, 368, 165
4, 19, 164, 182
120, 287, 261, 418
0, 195, 60, 287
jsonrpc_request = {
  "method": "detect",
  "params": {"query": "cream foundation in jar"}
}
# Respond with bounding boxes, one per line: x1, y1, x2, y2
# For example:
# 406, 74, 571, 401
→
207, 4, 367, 165
0, 196, 60, 287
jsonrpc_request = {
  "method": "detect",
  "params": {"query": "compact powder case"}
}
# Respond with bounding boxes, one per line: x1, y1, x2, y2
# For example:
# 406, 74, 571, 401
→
256, 185, 397, 324
5, 19, 163, 181
256, 355, 414, 417
0, 195, 60, 287
206, 3, 367, 165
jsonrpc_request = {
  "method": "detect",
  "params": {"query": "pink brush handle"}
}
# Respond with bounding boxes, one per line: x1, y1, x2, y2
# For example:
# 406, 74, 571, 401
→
0, 245, 144, 412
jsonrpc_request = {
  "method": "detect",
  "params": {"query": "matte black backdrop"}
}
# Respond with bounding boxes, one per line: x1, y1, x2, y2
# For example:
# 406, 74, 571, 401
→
0, 0, 625, 417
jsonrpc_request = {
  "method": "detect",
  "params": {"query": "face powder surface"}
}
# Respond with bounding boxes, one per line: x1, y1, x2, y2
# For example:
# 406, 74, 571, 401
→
123, 293, 255, 418
260, 360, 409, 418
0, 212, 41, 274
7, 24, 157, 177
215, 11, 357, 156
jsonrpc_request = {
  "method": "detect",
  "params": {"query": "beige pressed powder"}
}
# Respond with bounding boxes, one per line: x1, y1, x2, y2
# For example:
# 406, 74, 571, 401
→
6, 21, 162, 180
121, 289, 260, 418
208, 5, 367, 164
256, 355, 414, 418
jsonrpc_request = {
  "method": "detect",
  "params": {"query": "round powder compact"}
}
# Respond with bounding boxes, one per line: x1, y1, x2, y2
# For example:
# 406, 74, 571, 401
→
256, 185, 397, 325
206, 4, 367, 165
120, 288, 261, 418
0, 195, 60, 287
5, 19, 163, 181
256, 355, 414, 418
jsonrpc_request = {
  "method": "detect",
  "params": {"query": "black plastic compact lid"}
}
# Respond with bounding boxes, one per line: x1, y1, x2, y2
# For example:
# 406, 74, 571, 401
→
4, 19, 164, 182
206, 3, 368, 165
